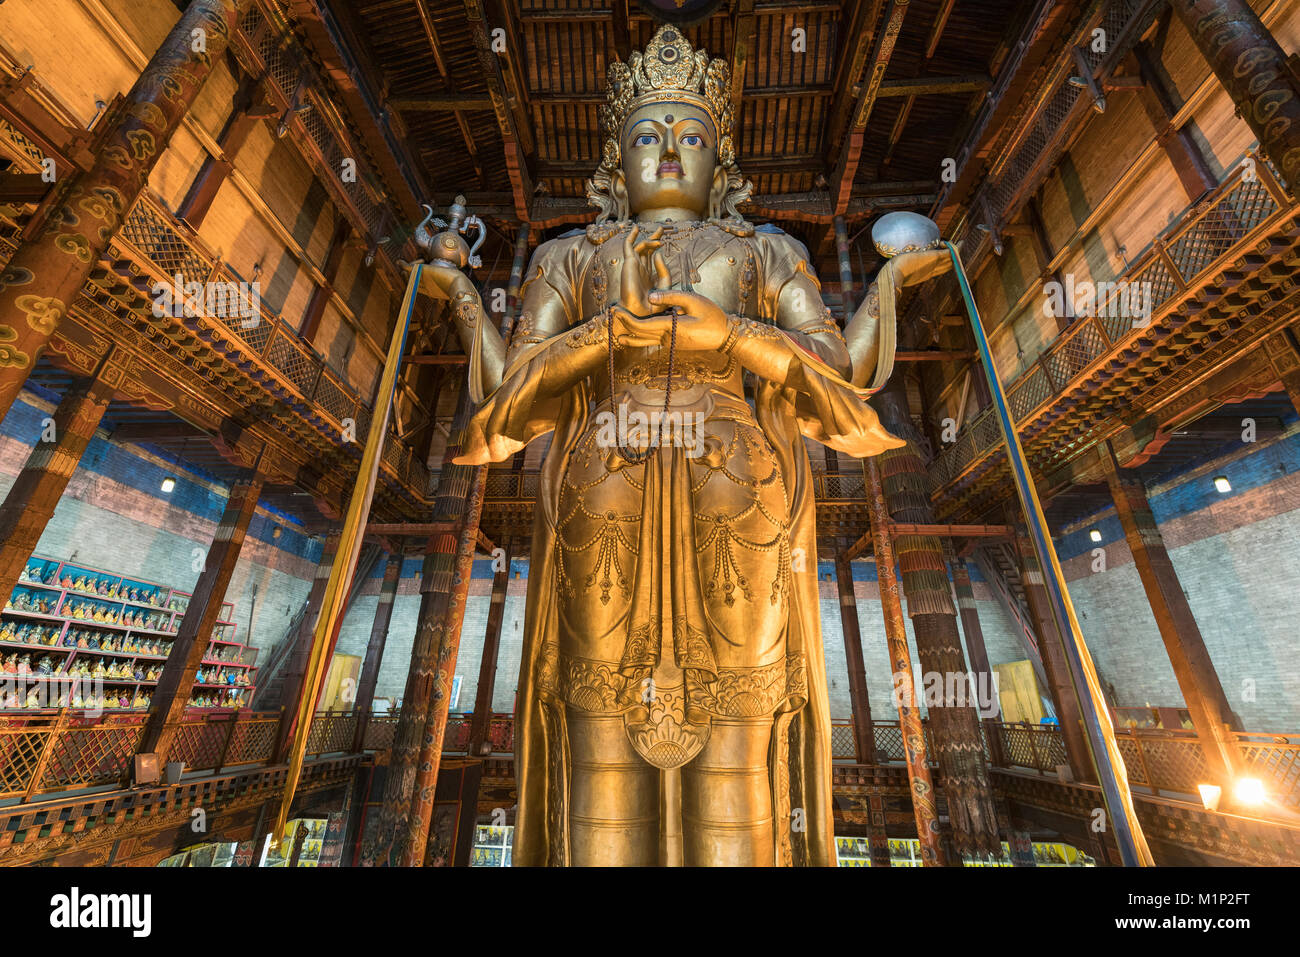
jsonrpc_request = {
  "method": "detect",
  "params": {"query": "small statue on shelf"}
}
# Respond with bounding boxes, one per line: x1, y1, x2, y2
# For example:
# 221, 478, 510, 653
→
35, 655, 53, 676
2, 653, 17, 674
16, 654, 31, 674
24, 687, 40, 708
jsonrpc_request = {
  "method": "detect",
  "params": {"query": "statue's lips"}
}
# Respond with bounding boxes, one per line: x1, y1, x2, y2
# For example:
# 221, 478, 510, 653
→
657, 161, 683, 176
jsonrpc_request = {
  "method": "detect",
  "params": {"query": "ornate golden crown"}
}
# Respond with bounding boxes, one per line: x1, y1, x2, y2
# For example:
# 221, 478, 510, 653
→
598, 25, 737, 172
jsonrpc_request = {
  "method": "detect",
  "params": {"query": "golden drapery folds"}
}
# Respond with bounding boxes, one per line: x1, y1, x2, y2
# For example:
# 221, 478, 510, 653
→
450, 221, 915, 866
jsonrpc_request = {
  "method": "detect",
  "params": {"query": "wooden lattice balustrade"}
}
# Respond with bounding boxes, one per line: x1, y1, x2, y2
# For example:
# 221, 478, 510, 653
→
0, 708, 360, 802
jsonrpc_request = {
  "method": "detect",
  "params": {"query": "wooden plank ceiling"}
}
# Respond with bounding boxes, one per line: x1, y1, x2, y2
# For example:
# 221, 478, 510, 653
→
323, 0, 1036, 276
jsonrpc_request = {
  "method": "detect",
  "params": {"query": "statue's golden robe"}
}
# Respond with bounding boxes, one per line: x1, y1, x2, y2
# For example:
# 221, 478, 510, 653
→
455, 220, 901, 865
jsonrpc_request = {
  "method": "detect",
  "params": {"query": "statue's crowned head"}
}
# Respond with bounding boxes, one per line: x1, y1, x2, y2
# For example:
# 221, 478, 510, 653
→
588, 25, 752, 222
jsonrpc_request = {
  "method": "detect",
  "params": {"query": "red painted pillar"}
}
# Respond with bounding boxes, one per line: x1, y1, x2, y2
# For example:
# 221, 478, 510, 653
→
273, 530, 341, 760
404, 467, 487, 866
873, 382, 1000, 858
0, 0, 240, 422
1170, 0, 1300, 193
0, 355, 118, 604
1100, 443, 1241, 783
834, 553, 874, 763
140, 459, 265, 761
468, 547, 510, 756
351, 547, 404, 753
1012, 524, 1095, 783
863, 456, 945, 867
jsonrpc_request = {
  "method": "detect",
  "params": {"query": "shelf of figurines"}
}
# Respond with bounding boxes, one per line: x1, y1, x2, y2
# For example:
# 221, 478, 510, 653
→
0, 555, 259, 712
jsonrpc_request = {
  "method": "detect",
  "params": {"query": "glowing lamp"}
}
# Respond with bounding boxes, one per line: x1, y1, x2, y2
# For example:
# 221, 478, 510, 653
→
1233, 777, 1265, 806
1196, 783, 1222, 811
1088, 529, 1102, 543
1213, 476, 1232, 494
160, 477, 176, 493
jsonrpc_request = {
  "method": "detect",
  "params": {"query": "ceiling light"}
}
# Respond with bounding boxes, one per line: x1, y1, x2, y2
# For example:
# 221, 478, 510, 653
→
1089, 529, 1102, 543
1233, 777, 1265, 806
160, 477, 176, 493
1213, 475, 1232, 494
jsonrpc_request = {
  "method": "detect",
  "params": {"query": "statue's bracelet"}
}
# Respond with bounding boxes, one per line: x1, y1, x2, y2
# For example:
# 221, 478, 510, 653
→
721, 314, 746, 354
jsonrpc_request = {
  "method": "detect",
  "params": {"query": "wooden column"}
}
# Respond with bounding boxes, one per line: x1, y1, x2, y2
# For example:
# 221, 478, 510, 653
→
872, 383, 1000, 857
351, 547, 404, 752
273, 530, 340, 761
1010, 526, 1094, 783
834, 553, 874, 763
468, 547, 510, 756
1130, 41, 1218, 200
360, 386, 485, 866
299, 218, 353, 344
834, 214, 855, 319
178, 67, 266, 228
863, 455, 945, 866
949, 556, 1008, 768
1170, 0, 1300, 195
0, 0, 239, 422
864, 794, 892, 867
140, 458, 265, 761
405, 467, 487, 865
0, 357, 117, 604
1100, 443, 1241, 783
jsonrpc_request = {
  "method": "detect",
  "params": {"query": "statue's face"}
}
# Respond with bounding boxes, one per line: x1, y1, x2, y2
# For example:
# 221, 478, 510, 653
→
619, 101, 720, 216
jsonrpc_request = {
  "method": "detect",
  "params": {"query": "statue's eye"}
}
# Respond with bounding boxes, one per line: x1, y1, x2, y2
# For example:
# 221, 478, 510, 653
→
680, 134, 704, 148
633, 133, 658, 147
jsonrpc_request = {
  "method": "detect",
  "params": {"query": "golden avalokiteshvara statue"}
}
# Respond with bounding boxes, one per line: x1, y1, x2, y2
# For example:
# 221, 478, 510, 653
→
418, 26, 945, 865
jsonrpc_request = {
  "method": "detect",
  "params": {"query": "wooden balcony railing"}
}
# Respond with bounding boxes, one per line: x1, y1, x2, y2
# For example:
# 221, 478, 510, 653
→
988, 722, 1300, 811
929, 149, 1293, 495
109, 191, 430, 498
0, 708, 365, 803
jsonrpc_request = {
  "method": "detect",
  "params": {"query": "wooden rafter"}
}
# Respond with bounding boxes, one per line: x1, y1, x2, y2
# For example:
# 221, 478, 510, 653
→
465, 0, 535, 221
877, 74, 992, 97
411, 0, 486, 188
730, 0, 758, 110
925, 0, 958, 59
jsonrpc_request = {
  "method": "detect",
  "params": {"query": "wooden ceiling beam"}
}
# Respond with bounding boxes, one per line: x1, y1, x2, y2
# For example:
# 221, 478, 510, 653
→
466, 0, 535, 221
924, 0, 959, 59
876, 74, 992, 97
111, 421, 212, 443
611, 0, 632, 61
410, 0, 486, 189
388, 94, 494, 111
825, 0, 883, 153
829, 0, 910, 216
731, 0, 758, 110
